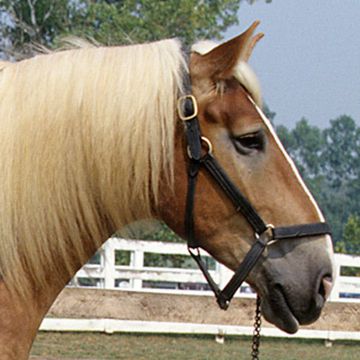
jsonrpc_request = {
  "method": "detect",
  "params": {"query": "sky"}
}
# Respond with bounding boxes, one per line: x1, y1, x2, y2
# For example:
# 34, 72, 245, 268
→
224, 1, 360, 129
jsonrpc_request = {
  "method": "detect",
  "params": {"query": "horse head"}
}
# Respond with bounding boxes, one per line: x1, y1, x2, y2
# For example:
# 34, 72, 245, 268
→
160, 21, 334, 334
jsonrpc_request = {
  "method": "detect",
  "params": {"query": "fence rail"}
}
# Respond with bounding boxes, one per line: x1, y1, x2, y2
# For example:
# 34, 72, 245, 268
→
69, 238, 360, 302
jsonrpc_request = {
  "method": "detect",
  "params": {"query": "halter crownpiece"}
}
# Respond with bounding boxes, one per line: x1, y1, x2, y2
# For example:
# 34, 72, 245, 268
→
178, 94, 331, 310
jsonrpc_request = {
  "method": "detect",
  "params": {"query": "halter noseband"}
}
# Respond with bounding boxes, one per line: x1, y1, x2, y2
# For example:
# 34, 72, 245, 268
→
178, 94, 331, 310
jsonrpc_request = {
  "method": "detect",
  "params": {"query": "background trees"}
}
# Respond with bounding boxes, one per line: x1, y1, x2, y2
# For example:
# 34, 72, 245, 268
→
0, 0, 263, 59
0, 0, 71, 58
277, 115, 360, 252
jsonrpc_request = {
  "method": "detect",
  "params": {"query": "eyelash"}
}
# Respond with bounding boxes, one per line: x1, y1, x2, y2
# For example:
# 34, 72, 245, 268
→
231, 131, 265, 155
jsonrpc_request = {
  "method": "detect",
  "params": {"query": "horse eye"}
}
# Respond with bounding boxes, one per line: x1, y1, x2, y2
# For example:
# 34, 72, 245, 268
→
231, 131, 265, 155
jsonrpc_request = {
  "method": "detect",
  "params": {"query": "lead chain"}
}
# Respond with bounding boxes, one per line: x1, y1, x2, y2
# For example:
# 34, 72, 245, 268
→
251, 296, 262, 359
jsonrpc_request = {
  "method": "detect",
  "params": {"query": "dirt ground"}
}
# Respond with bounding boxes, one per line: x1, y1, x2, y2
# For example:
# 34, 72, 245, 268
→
47, 288, 360, 332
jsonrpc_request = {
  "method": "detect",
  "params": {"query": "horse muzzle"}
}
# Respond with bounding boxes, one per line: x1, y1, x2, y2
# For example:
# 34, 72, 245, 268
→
255, 236, 334, 334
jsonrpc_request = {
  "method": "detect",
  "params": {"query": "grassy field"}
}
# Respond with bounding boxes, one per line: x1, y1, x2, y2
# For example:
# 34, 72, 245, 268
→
31, 332, 360, 360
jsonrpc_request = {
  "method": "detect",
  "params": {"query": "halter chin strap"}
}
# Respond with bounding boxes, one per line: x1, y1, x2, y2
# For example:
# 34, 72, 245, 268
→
178, 95, 331, 310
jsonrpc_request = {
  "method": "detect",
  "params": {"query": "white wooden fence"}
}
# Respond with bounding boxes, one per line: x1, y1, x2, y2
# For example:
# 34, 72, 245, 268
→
69, 237, 360, 302
40, 237, 360, 340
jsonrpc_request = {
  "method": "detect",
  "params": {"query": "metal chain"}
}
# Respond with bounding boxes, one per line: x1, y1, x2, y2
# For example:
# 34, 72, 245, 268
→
251, 295, 262, 359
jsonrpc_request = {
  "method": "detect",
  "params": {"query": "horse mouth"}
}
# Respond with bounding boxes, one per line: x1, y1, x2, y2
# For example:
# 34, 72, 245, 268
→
260, 285, 300, 334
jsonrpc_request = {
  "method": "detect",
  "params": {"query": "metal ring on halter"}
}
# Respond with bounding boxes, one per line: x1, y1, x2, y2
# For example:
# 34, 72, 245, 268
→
255, 223, 275, 245
187, 136, 213, 159
200, 136, 213, 156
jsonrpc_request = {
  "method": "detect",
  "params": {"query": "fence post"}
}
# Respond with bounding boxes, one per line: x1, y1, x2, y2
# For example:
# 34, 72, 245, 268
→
103, 240, 115, 289
329, 254, 341, 301
131, 249, 144, 289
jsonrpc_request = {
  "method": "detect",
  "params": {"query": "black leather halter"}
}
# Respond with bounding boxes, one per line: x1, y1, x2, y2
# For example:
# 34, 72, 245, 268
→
178, 94, 331, 310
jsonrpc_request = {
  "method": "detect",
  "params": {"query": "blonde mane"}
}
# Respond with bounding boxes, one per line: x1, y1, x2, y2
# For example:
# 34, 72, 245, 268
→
0, 40, 186, 299
0, 60, 10, 70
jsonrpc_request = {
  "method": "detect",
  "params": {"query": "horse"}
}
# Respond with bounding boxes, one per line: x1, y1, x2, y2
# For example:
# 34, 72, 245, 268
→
0, 21, 334, 359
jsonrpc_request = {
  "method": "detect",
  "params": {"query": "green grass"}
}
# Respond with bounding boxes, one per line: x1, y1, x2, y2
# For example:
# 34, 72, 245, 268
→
31, 332, 360, 360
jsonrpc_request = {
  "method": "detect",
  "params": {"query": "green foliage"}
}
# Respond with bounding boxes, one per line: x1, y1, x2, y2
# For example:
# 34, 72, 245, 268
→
68, 0, 241, 46
342, 215, 360, 254
277, 115, 360, 251
0, 0, 74, 57
275, 124, 295, 150
138, 221, 183, 243
334, 240, 347, 254
0, 0, 270, 58
322, 116, 359, 188
144, 253, 199, 269
289, 118, 325, 176
115, 250, 131, 265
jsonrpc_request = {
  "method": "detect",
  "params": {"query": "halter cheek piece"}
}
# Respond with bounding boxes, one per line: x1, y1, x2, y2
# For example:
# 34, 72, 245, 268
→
178, 94, 331, 311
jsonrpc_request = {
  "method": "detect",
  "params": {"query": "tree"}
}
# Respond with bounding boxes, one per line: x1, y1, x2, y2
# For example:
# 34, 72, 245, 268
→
276, 115, 360, 248
322, 115, 359, 189
341, 215, 360, 254
0, 0, 72, 58
0, 0, 269, 59
288, 118, 324, 177
68, 0, 241, 46
336, 215, 360, 278
276, 124, 295, 151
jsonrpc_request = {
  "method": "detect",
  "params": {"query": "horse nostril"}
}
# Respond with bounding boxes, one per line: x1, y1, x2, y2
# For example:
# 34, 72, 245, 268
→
319, 275, 333, 300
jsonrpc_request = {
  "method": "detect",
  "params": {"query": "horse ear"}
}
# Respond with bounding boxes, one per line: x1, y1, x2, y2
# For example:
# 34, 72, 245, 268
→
191, 21, 264, 80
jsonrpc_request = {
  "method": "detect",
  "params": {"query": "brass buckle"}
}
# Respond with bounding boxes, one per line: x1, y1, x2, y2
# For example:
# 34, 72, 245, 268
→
177, 95, 198, 121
